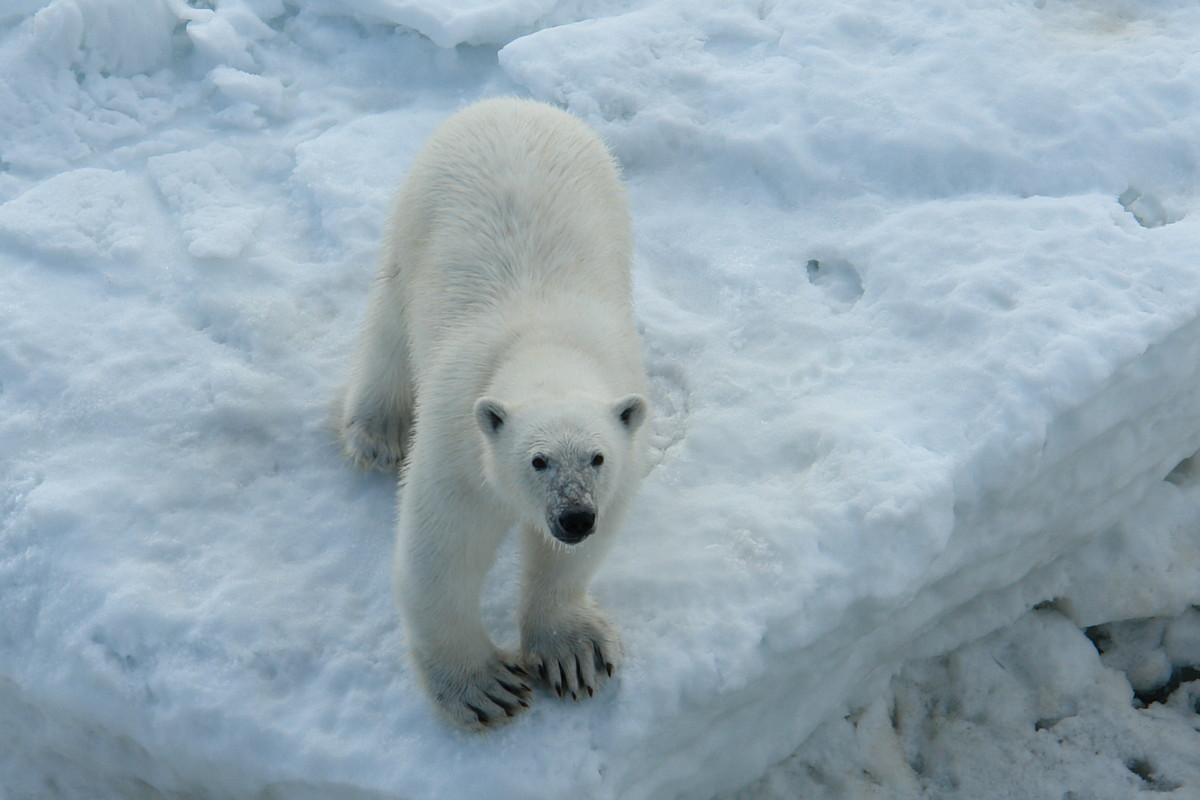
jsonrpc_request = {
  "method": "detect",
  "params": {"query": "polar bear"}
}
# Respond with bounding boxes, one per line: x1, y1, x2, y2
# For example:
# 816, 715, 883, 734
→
338, 98, 649, 730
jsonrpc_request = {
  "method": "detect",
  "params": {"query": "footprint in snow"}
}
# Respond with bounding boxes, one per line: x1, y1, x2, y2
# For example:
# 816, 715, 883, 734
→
805, 258, 863, 311
1119, 187, 1179, 229
643, 360, 689, 470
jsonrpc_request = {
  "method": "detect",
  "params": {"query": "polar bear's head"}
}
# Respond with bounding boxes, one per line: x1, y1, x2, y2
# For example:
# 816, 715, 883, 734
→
473, 393, 647, 544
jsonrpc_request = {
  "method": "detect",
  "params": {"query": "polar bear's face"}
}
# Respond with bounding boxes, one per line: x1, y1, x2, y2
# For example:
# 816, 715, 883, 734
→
474, 394, 647, 544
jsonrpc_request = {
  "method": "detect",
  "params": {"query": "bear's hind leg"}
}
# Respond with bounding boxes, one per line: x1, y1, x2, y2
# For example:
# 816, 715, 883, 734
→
338, 271, 413, 470
519, 526, 622, 701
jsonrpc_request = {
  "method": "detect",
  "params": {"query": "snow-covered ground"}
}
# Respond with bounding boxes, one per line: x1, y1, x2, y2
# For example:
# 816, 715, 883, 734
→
2, 1, 1200, 798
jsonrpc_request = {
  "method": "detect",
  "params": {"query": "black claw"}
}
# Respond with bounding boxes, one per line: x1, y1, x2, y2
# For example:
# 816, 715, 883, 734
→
538, 663, 549, 683
592, 640, 606, 674
587, 686, 594, 698
485, 691, 517, 717
605, 662, 613, 677
505, 663, 530, 679
466, 703, 489, 725
575, 657, 585, 691
558, 662, 569, 697
497, 678, 530, 698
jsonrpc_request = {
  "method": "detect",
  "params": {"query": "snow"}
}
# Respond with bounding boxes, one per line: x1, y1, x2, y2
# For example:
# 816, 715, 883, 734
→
731, 607, 1200, 800
2, 1, 1199, 799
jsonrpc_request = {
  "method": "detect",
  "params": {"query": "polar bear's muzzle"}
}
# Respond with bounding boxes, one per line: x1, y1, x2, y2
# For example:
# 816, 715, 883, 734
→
551, 506, 596, 544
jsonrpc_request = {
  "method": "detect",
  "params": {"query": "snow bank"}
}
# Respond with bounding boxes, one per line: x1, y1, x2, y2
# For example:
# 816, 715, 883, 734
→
730, 604, 1200, 800
2, 1, 1200, 798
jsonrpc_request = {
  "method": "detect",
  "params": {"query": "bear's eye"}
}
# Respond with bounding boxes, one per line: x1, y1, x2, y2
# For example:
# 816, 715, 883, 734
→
591, 453, 604, 467
531, 455, 548, 471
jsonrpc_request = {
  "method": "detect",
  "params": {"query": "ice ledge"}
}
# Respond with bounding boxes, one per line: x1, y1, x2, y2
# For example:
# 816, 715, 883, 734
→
607, 312, 1200, 800
336, 0, 559, 47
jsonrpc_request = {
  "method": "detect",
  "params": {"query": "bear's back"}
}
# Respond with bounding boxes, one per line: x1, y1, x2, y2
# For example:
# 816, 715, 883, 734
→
390, 98, 633, 340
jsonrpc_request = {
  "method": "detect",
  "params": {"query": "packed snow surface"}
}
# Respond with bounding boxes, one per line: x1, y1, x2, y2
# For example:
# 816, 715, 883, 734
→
2, 1, 1200, 799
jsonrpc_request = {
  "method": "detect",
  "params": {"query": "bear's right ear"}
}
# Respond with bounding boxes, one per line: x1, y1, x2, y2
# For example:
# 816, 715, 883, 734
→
474, 396, 508, 438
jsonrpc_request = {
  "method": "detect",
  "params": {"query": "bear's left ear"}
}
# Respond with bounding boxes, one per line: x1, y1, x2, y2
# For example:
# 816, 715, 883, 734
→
612, 394, 647, 434
474, 396, 509, 438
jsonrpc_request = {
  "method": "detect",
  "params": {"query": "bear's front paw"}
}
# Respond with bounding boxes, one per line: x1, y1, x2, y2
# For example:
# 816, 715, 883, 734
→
339, 409, 408, 471
522, 604, 622, 701
420, 651, 533, 731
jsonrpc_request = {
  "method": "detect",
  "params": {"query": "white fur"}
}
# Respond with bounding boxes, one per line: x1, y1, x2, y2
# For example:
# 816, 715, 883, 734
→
339, 98, 649, 730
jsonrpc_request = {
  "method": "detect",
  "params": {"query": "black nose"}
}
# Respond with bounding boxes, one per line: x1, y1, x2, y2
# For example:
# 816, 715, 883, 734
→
557, 509, 596, 538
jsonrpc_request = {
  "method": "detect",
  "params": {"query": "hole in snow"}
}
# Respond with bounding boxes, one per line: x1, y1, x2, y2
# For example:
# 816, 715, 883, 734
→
805, 258, 863, 310
1126, 758, 1181, 792
1119, 187, 1180, 229
1127, 758, 1154, 781
1134, 665, 1200, 707
1084, 624, 1111, 654
1165, 454, 1198, 487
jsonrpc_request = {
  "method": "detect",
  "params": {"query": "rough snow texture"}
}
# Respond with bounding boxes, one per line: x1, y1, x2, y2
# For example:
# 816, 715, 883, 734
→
726, 607, 1200, 800
2, 1, 1200, 799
